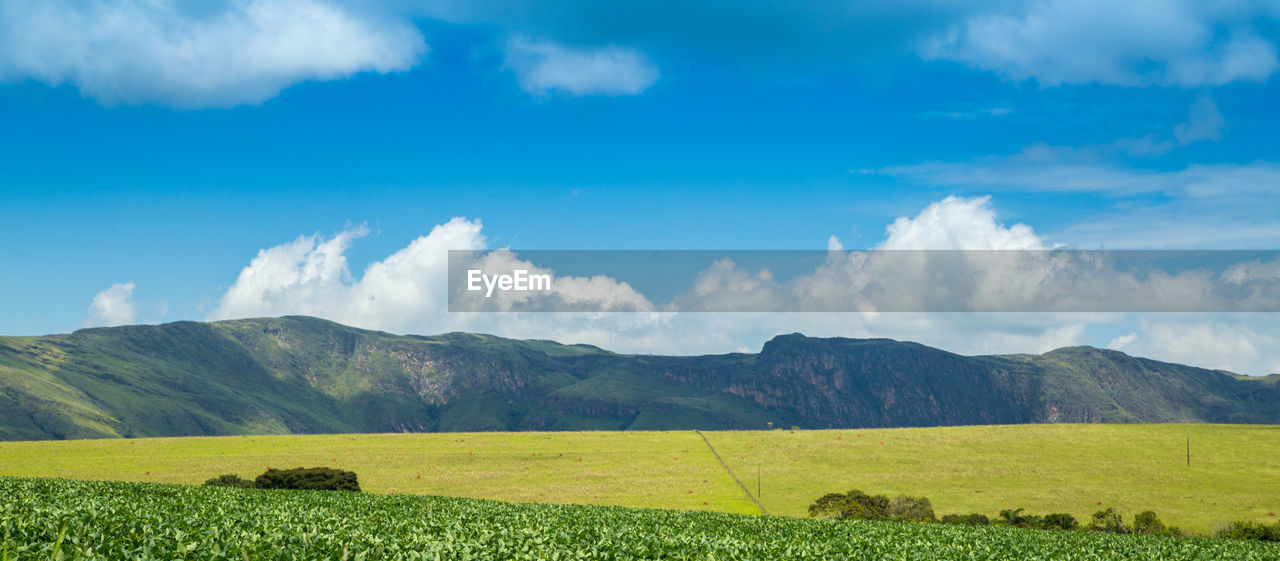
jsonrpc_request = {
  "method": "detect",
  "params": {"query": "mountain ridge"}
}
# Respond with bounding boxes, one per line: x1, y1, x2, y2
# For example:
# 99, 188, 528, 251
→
0, 315, 1276, 441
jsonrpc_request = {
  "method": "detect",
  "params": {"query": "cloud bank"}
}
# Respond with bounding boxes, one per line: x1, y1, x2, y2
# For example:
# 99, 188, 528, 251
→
203, 195, 1280, 375
924, 0, 1280, 86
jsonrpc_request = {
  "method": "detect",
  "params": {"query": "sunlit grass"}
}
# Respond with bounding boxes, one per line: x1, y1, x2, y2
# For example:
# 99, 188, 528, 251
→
3, 424, 1278, 533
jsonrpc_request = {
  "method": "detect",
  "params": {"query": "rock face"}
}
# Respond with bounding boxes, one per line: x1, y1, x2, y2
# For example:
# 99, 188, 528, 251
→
1, 316, 1277, 441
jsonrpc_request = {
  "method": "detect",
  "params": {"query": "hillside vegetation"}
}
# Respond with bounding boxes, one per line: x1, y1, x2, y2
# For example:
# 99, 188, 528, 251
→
1, 316, 1277, 440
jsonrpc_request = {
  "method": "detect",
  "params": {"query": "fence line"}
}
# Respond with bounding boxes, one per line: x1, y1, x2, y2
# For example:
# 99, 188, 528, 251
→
694, 430, 768, 515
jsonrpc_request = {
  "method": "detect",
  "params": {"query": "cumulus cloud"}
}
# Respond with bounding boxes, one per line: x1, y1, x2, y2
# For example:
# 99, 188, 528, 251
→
879, 195, 1043, 250
923, 0, 1280, 87
503, 37, 658, 96
83, 282, 138, 327
0, 0, 426, 107
211, 217, 657, 334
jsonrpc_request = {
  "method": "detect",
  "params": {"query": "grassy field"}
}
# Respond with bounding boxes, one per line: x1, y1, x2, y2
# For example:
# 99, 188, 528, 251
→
706, 424, 1280, 532
0, 431, 758, 514
1, 424, 1277, 533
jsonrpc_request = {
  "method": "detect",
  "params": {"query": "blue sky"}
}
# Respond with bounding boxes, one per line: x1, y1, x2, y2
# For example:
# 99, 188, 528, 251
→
2, 1, 1280, 373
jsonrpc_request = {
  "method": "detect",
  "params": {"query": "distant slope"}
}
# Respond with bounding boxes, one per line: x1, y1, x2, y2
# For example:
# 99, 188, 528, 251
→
0, 316, 1276, 440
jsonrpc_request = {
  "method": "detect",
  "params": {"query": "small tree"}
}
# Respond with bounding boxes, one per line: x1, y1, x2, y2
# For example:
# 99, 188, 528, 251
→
1088, 507, 1129, 534
888, 496, 935, 522
1131, 511, 1165, 535
809, 493, 852, 519
844, 490, 890, 520
807, 490, 890, 520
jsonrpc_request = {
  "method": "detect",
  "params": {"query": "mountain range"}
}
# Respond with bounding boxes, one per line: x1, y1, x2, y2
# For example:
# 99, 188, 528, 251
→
1, 315, 1277, 441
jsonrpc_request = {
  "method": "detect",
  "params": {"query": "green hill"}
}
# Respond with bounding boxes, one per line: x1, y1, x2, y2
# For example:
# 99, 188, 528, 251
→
0, 316, 1277, 440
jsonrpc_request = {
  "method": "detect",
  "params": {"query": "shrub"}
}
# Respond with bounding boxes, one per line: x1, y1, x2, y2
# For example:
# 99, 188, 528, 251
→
1088, 507, 1129, 534
202, 474, 254, 488
807, 490, 889, 520
808, 493, 852, 519
940, 513, 989, 526
997, 508, 1040, 528
1041, 513, 1079, 531
254, 467, 360, 492
1132, 511, 1167, 536
844, 490, 891, 520
1215, 521, 1280, 542
888, 496, 935, 522
964, 513, 991, 526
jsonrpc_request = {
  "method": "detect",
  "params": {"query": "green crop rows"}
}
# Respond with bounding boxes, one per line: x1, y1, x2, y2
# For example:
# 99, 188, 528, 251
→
2, 477, 1278, 561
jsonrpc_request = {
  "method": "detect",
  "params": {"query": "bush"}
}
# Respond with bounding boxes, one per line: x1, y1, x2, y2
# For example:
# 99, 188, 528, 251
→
940, 513, 989, 526
1215, 521, 1280, 542
254, 467, 360, 492
888, 496, 935, 522
807, 490, 890, 520
203, 474, 254, 488
1132, 510, 1169, 536
1041, 513, 1079, 531
997, 508, 1041, 528
1088, 507, 1129, 534
846, 490, 891, 520
808, 493, 852, 519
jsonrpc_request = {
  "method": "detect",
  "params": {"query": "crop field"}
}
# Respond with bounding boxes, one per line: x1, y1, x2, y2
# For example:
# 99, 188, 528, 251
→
4, 477, 1279, 561
1, 424, 1278, 534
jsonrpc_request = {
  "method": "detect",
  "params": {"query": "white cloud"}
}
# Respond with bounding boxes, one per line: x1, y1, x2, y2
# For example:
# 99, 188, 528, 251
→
1107, 332, 1138, 350
0, 0, 426, 107
1114, 316, 1280, 375
880, 195, 1043, 250
213, 224, 370, 321
211, 217, 657, 335
504, 36, 658, 96
923, 0, 1280, 87
83, 282, 138, 327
